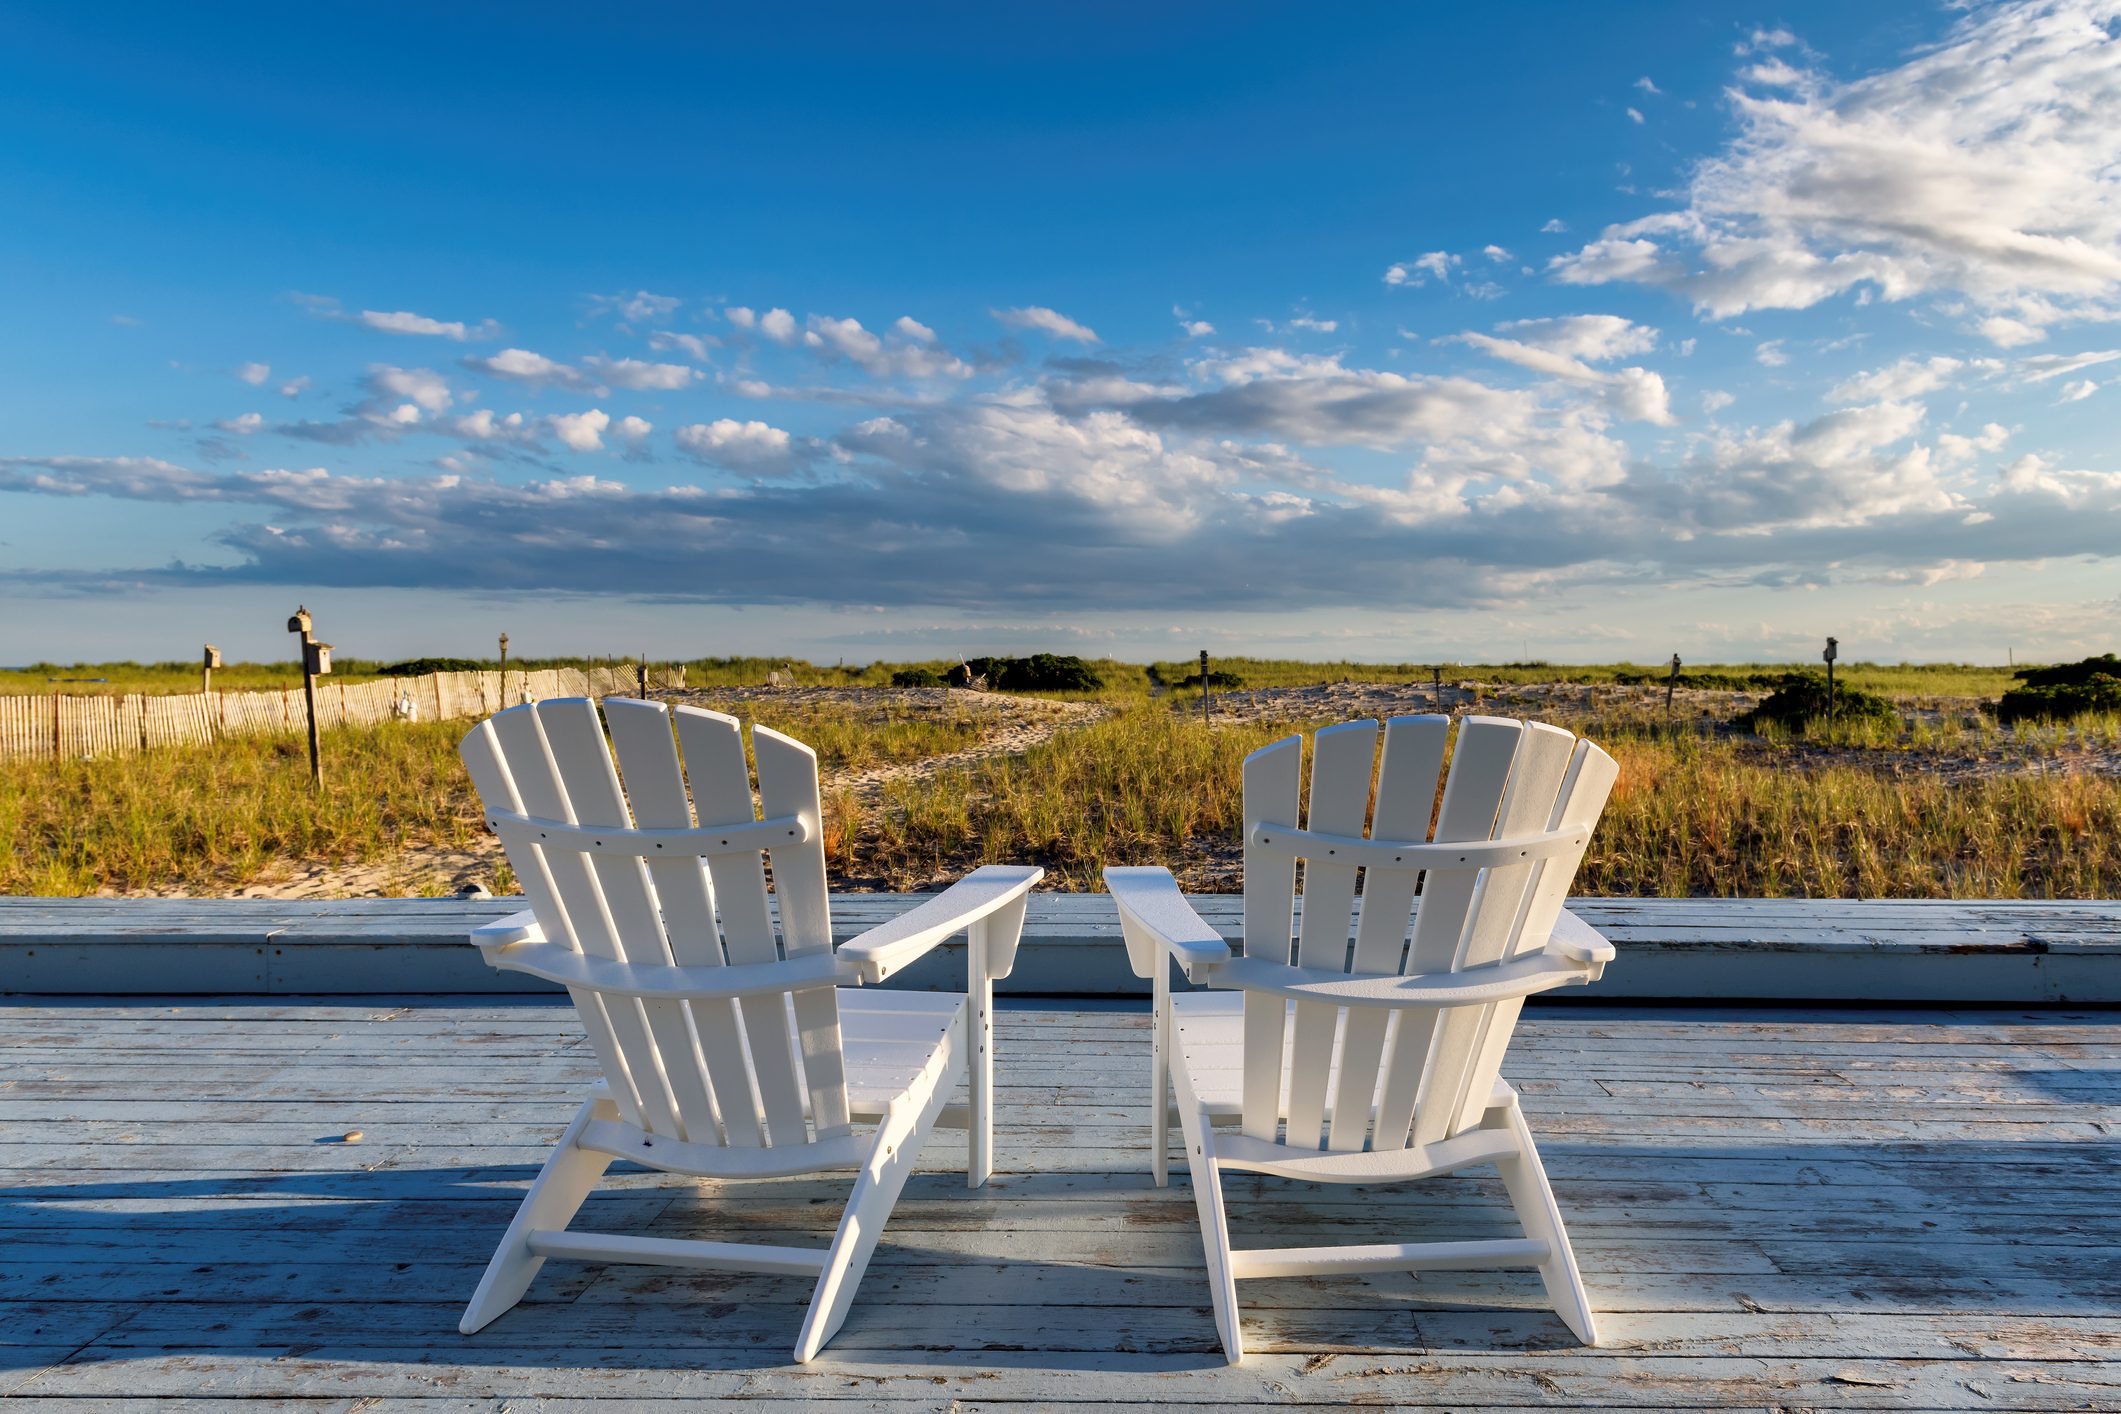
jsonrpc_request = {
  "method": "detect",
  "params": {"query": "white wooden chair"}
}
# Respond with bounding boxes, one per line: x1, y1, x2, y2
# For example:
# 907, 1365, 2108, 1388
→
456, 696, 1040, 1361
1106, 715, 1619, 1363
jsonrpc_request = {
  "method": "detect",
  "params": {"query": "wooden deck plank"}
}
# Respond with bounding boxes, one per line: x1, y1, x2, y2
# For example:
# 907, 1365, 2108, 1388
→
0, 999, 2114, 1408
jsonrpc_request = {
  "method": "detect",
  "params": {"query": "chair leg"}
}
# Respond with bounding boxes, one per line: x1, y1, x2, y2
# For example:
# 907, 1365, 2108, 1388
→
1150, 956, 1171, 1187
967, 923, 994, 1189
1491, 1094, 1599, 1345
794, 1051, 957, 1362
461, 1095, 614, 1334
1173, 1096, 1243, 1363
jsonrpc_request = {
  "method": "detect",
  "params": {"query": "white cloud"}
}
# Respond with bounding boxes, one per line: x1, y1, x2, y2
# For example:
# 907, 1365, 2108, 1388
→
464, 348, 592, 390
1827, 355, 1979, 404
675, 417, 796, 471
648, 331, 719, 361
547, 409, 611, 452
1755, 340, 1788, 367
1540, 218, 1569, 234
581, 355, 698, 391
1635, 76, 1662, 95
1703, 389, 1736, 413
1482, 244, 1513, 262
366, 365, 453, 415
1937, 422, 2010, 462
446, 409, 536, 444
1490, 314, 1658, 361
358, 309, 499, 340
1287, 315, 1339, 332
588, 290, 681, 323
725, 306, 800, 345
1626, 107, 1645, 124
2017, 348, 2121, 382
615, 414, 653, 442
893, 315, 937, 343
992, 305, 1100, 342
215, 412, 264, 435
804, 314, 973, 378
1180, 318, 1215, 337
235, 362, 271, 386
2059, 378, 2100, 402
1549, 1, 2121, 345
278, 377, 310, 399
1385, 251, 1460, 287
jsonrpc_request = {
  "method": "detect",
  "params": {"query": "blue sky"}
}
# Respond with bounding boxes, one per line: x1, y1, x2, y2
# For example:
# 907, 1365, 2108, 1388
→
4, 0, 2119, 665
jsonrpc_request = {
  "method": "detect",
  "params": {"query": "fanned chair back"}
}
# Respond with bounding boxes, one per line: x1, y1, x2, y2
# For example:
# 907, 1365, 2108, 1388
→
1235, 715, 1617, 1154
460, 696, 849, 1151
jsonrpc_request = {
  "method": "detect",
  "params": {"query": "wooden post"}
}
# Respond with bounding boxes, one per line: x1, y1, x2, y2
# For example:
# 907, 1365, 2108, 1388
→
1666, 654, 1681, 713
498, 632, 509, 703
288, 606, 331, 788
202, 643, 221, 697
1199, 650, 1210, 723
1432, 664, 1442, 706
1823, 636, 1839, 726
637, 657, 647, 698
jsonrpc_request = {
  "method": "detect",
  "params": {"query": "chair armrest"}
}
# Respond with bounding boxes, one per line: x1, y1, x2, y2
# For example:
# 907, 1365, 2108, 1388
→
837, 864, 1044, 984
470, 909, 543, 954
1549, 908, 1617, 965
1104, 866, 1232, 983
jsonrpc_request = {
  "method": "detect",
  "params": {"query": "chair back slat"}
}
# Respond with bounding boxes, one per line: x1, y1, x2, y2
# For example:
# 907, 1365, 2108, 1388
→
754, 725, 850, 1138
1327, 715, 1447, 1150
1408, 721, 1576, 1147
1369, 716, 1524, 1151
1446, 739, 1618, 1134
1237, 735, 1301, 1142
1236, 716, 1609, 1157
492, 704, 684, 1137
603, 699, 749, 1148
465, 698, 851, 1153
1279, 720, 1380, 1149
669, 708, 817, 1147
460, 717, 645, 1128
539, 699, 722, 1146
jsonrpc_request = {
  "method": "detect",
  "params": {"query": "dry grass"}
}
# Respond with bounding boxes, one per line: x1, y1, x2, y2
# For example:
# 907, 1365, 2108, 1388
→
848, 703, 2121, 897
5, 681, 2116, 900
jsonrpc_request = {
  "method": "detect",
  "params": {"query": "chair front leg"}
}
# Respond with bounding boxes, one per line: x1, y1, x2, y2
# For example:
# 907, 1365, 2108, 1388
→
1151, 944, 1172, 1186
460, 1094, 614, 1334
966, 916, 995, 1188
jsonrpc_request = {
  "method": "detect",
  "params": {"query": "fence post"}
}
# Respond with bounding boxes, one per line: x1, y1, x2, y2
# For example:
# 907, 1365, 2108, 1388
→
1199, 650, 1210, 723
1666, 654, 1681, 713
1823, 636, 1839, 726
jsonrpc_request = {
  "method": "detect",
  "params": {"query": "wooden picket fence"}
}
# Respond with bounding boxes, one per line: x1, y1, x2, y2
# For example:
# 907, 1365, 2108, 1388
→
0, 665, 674, 760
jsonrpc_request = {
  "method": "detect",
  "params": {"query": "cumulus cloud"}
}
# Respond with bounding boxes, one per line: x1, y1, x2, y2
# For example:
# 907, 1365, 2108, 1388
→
1450, 317, 1673, 424
547, 409, 611, 452
804, 314, 973, 378
725, 306, 800, 345
235, 362, 271, 386
1549, 1, 2121, 344
214, 412, 264, 435
675, 418, 797, 472
992, 305, 1100, 343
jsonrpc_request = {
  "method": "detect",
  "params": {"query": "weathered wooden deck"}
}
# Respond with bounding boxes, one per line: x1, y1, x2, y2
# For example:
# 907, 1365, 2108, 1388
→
3, 997, 2116, 1408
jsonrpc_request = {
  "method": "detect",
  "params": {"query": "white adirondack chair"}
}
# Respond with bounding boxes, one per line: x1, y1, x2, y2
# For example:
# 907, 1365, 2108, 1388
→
1106, 715, 1619, 1363
456, 696, 1040, 1361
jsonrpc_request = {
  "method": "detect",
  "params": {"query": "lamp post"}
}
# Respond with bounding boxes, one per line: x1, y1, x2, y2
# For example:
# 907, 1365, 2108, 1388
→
288, 606, 332, 788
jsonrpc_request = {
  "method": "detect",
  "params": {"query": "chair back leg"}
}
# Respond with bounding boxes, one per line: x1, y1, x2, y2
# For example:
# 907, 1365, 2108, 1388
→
460, 1096, 613, 1334
1489, 1095, 1600, 1344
